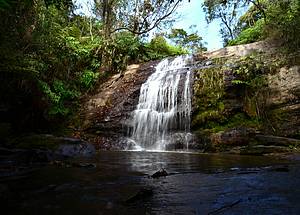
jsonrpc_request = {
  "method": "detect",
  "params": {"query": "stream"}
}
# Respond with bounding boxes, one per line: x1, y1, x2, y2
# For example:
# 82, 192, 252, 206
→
2, 151, 300, 214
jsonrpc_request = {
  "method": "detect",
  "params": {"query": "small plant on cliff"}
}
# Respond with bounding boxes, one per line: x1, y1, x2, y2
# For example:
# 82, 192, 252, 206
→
232, 53, 270, 121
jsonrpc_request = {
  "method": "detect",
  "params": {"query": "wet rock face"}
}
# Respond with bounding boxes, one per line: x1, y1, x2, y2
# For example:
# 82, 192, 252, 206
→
162, 132, 204, 151
79, 61, 158, 148
192, 42, 299, 151
266, 66, 300, 137
268, 66, 300, 106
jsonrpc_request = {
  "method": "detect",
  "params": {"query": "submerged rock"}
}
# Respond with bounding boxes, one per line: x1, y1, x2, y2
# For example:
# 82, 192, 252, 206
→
12, 134, 96, 157
151, 168, 168, 178
125, 188, 154, 204
55, 141, 95, 158
71, 162, 97, 169
50, 160, 97, 169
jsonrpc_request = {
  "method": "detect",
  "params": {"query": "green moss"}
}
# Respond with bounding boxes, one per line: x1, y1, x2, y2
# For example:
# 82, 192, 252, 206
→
192, 66, 226, 128
192, 51, 297, 138
211, 57, 228, 65
193, 109, 225, 126
203, 113, 261, 134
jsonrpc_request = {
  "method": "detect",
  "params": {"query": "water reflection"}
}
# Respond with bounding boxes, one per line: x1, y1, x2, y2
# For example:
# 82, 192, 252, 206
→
123, 151, 286, 174
3, 151, 299, 215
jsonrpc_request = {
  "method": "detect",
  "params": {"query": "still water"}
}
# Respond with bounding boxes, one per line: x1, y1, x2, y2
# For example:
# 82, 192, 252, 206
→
3, 151, 300, 214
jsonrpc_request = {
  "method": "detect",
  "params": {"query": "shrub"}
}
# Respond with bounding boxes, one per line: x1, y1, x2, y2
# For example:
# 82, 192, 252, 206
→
228, 19, 265, 46
142, 35, 187, 61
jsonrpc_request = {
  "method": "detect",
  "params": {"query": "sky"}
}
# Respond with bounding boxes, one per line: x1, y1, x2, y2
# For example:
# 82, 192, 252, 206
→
175, 0, 223, 50
73, 0, 223, 50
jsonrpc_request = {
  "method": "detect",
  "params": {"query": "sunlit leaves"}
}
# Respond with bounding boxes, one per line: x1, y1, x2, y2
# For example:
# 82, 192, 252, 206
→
167, 28, 207, 53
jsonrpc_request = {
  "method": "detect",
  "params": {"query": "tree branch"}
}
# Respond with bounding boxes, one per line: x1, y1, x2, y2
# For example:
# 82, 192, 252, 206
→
111, 0, 181, 35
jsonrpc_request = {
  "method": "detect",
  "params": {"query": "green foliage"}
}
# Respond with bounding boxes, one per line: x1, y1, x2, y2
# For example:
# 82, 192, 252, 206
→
228, 19, 265, 46
0, 1, 102, 124
80, 70, 99, 89
142, 35, 187, 61
205, 113, 261, 133
230, 53, 272, 123
233, 0, 300, 49
204, 0, 300, 50
167, 28, 207, 53
0, 0, 192, 131
44, 0, 73, 9
232, 54, 268, 88
0, 0, 10, 10
39, 80, 80, 116
29, 4, 102, 117
192, 67, 225, 127
103, 32, 142, 72
265, 0, 300, 50
203, 0, 242, 44
192, 53, 273, 135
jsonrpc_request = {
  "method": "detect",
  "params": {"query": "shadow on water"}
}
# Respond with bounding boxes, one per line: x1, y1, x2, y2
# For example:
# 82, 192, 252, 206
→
2, 151, 300, 215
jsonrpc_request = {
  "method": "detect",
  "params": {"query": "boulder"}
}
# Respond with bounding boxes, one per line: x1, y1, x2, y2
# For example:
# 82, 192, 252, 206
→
11, 134, 96, 158
254, 135, 300, 147
210, 127, 256, 147
151, 168, 168, 178
54, 140, 95, 158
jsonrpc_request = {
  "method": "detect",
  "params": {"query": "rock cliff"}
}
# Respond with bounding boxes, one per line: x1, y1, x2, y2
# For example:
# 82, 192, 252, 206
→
76, 61, 158, 149
76, 41, 300, 153
192, 41, 300, 153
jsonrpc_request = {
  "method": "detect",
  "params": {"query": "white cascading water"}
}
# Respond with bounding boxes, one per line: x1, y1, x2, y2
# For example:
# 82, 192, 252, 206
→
128, 55, 193, 151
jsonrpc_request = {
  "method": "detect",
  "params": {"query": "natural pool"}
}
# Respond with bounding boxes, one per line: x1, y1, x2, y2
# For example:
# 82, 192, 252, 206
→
2, 151, 300, 215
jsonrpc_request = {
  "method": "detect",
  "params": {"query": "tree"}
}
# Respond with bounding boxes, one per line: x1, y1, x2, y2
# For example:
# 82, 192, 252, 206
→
203, 0, 241, 44
93, 0, 122, 38
167, 27, 207, 53
94, 0, 185, 37
245, 0, 267, 20
265, 0, 300, 49
202, 0, 267, 45
44, 0, 74, 9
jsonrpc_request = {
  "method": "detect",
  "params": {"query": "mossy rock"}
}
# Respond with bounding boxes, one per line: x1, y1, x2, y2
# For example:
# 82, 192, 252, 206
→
254, 135, 300, 147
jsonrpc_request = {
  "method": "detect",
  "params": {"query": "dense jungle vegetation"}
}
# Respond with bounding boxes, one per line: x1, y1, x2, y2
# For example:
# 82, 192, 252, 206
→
0, 0, 299, 134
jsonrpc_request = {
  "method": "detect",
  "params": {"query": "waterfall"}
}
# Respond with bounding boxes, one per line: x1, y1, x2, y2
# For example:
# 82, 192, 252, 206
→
128, 55, 193, 151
